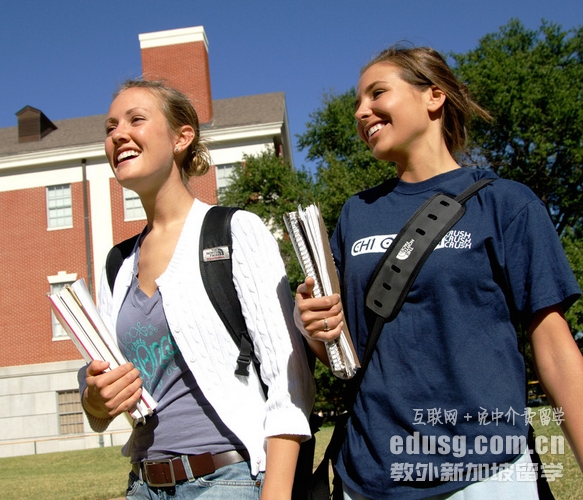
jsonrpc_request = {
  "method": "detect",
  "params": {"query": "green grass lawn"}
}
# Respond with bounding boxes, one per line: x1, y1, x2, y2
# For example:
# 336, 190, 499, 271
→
0, 446, 128, 500
0, 410, 579, 500
531, 413, 583, 500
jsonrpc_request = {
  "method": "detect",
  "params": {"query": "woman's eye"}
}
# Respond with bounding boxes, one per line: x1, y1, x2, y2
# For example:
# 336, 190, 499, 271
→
372, 89, 385, 99
131, 116, 145, 124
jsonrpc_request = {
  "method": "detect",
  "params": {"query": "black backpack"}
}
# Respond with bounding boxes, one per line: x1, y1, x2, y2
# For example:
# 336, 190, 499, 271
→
105, 206, 318, 499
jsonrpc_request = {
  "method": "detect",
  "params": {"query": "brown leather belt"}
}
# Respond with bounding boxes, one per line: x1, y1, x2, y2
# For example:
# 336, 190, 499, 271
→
133, 449, 250, 488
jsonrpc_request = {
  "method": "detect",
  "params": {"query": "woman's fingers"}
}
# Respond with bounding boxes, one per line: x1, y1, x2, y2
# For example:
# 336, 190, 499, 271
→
295, 285, 345, 341
85, 361, 143, 417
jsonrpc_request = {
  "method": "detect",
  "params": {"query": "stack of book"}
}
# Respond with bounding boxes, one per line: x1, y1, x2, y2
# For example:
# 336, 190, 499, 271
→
48, 279, 157, 423
284, 204, 360, 379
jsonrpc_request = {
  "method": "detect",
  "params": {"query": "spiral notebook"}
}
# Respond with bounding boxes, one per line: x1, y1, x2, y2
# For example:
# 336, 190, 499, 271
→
284, 204, 360, 379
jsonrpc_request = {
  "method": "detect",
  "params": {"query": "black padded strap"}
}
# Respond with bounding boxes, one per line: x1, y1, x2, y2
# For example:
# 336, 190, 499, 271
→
106, 233, 140, 293
365, 178, 494, 325
199, 206, 262, 382
365, 193, 466, 322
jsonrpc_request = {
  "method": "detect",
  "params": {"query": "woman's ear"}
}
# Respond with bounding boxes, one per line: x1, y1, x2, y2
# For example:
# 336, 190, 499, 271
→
427, 85, 447, 113
175, 125, 195, 151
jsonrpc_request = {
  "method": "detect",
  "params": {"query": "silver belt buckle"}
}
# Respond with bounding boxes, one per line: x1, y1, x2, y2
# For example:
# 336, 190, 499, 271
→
143, 458, 176, 487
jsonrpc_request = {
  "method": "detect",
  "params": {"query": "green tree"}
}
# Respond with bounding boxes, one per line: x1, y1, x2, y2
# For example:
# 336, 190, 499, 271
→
452, 19, 583, 235
219, 148, 316, 289
297, 89, 395, 233
312, 360, 347, 416
220, 149, 346, 412
562, 229, 583, 347
220, 149, 314, 231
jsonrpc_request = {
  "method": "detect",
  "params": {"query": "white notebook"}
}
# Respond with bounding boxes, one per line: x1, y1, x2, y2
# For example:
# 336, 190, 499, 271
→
48, 278, 157, 423
284, 204, 360, 379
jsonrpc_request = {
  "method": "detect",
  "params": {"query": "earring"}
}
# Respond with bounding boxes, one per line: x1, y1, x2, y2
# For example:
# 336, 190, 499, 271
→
175, 148, 180, 153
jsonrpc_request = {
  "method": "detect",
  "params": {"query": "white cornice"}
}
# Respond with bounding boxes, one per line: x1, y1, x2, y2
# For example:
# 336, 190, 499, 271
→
203, 122, 283, 145
0, 122, 283, 171
0, 143, 104, 171
139, 26, 208, 51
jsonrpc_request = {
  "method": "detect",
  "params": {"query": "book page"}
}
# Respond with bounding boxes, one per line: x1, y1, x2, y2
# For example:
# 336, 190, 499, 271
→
48, 278, 158, 420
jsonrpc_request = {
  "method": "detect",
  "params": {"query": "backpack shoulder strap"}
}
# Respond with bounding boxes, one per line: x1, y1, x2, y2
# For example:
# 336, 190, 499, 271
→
200, 206, 259, 380
365, 177, 494, 325
106, 233, 141, 293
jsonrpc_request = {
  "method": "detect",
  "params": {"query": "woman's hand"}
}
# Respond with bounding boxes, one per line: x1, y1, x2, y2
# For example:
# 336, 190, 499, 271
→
83, 360, 143, 420
295, 277, 345, 342
294, 276, 345, 366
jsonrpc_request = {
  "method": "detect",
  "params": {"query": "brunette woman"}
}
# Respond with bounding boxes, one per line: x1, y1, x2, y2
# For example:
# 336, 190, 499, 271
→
296, 46, 582, 499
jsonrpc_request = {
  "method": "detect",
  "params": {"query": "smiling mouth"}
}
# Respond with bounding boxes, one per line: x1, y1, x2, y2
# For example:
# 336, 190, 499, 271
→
116, 150, 141, 165
367, 123, 384, 139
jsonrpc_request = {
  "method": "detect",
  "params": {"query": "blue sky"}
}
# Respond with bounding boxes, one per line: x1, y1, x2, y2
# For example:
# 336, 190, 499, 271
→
1, 0, 581, 169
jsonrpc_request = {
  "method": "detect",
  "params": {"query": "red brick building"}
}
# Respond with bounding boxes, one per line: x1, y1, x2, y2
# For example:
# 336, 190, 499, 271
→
0, 26, 293, 457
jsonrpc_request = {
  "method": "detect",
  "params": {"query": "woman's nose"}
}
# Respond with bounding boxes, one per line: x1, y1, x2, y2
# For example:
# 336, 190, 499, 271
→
354, 102, 371, 122
111, 126, 129, 144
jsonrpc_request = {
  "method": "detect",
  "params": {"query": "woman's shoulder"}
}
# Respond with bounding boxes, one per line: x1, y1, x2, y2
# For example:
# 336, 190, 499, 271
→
473, 170, 543, 210
228, 208, 278, 251
230, 207, 269, 232
193, 202, 268, 233
461, 171, 553, 236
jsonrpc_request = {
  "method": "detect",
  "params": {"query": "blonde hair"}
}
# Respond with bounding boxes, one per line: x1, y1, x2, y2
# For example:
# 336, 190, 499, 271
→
115, 80, 211, 181
363, 45, 491, 154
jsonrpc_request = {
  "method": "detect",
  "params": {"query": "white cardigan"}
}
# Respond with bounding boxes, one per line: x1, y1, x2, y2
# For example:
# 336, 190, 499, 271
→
91, 199, 315, 475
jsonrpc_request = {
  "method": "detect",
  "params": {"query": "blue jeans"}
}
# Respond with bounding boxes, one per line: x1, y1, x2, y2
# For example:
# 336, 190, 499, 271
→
126, 461, 263, 499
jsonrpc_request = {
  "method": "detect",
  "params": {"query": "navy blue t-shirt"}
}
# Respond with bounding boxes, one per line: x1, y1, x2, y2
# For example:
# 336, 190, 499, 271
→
331, 168, 580, 499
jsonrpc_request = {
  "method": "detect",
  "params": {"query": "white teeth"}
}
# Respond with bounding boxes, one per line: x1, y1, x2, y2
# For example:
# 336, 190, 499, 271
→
367, 123, 384, 138
117, 150, 140, 162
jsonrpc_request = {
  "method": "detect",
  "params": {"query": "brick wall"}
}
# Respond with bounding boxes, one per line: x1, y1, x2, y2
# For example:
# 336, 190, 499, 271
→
0, 184, 90, 366
189, 165, 218, 205
141, 40, 213, 123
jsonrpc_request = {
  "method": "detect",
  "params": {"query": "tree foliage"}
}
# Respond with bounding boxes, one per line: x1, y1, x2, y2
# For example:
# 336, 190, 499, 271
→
219, 149, 316, 289
220, 149, 314, 232
452, 19, 583, 235
221, 19, 583, 408
562, 229, 583, 344
297, 89, 396, 233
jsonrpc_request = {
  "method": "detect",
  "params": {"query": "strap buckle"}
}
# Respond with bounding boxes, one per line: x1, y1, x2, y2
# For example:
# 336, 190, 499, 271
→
143, 458, 176, 487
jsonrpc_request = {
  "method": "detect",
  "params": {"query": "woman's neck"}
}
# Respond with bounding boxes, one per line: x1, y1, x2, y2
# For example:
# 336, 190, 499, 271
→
397, 159, 461, 183
141, 181, 195, 231
395, 140, 461, 183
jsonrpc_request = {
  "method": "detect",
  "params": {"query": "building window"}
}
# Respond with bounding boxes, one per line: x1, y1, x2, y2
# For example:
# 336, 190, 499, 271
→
216, 163, 236, 193
123, 188, 146, 220
48, 271, 77, 340
57, 390, 84, 435
47, 184, 72, 229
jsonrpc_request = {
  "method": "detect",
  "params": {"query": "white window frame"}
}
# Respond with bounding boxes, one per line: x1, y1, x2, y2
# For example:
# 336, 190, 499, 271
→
47, 184, 73, 229
215, 163, 237, 194
123, 188, 146, 221
48, 271, 77, 340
